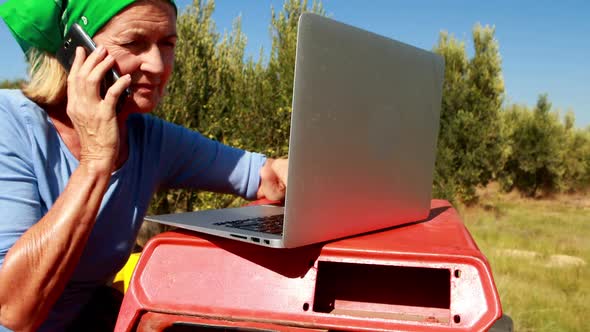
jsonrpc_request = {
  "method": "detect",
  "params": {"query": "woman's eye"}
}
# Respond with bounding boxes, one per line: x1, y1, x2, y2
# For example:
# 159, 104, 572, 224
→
122, 40, 147, 50
160, 40, 176, 48
123, 40, 140, 47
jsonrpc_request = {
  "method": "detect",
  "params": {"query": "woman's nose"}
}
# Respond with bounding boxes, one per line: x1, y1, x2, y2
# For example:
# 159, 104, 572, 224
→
140, 44, 166, 75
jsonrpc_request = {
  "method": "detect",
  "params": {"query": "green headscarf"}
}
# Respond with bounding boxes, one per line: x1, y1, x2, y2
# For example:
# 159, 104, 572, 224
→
0, 0, 177, 55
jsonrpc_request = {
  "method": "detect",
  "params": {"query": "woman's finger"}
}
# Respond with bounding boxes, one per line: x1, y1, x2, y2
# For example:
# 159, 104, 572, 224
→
87, 53, 116, 92
78, 45, 107, 76
68, 47, 86, 83
91, 53, 116, 77
103, 74, 131, 108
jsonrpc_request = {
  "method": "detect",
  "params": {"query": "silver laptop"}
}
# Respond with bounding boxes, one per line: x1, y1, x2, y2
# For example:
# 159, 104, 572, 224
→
145, 13, 445, 248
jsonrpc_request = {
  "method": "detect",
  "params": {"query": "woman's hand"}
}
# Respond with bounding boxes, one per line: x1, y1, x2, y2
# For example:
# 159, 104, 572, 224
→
66, 46, 131, 173
257, 158, 288, 201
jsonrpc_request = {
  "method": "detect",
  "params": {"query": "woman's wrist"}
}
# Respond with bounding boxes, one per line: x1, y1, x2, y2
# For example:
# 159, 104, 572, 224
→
78, 157, 116, 177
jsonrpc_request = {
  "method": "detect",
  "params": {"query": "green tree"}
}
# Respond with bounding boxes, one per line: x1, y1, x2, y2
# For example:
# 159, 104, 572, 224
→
501, 94, 567, 196
261, 0, 325, 157
466, 24, 506, 184
432, 32, 469, 202
0, 79, 25, 89
432, 24, 505, 203
156, 0, 218, 130
561, 111, 590, 192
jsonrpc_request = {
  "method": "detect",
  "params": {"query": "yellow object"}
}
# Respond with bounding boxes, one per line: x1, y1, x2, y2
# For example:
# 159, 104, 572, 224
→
112, 252, 141, 293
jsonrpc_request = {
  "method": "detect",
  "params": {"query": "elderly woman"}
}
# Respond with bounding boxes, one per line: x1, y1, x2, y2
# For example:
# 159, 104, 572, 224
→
0, 0, 288, 330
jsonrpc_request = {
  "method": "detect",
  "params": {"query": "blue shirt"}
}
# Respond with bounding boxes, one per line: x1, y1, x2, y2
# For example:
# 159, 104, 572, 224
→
0, 90, 266, 331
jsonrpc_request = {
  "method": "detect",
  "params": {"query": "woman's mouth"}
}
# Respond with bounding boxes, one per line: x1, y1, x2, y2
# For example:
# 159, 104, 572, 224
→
132, 83, 157, 93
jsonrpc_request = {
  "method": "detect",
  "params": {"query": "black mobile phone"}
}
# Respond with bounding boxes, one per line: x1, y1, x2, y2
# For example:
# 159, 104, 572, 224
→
56, 23, 130, 113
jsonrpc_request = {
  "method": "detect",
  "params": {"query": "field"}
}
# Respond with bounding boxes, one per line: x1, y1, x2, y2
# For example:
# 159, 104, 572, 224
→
458, 186, 589, 332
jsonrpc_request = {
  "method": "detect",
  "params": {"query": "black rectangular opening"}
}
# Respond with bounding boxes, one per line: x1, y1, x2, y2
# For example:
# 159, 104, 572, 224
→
313, 262, 450, 320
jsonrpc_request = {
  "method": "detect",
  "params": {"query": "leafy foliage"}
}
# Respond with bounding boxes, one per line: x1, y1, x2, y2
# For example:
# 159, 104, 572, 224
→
0, 79, 25, 89
562, 123, 590, 192
500, 96, 590, 197
433, 24, 505, 204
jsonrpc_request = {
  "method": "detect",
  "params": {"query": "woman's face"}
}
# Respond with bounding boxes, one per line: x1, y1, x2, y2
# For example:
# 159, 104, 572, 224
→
93, 0, 177, 115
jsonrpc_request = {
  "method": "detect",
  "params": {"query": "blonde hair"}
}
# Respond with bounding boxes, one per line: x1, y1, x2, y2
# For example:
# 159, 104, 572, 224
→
22, 48, 67, 106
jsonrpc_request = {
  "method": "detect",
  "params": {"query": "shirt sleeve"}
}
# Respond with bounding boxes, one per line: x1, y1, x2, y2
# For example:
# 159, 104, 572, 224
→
145, 115, 266, 200
0, 99, 43, 266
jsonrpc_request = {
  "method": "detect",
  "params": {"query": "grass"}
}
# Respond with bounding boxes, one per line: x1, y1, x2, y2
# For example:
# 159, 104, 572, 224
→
457, 185, 589, 332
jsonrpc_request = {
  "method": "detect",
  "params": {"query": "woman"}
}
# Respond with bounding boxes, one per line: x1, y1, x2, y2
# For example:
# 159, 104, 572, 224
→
0, 0, 288, 330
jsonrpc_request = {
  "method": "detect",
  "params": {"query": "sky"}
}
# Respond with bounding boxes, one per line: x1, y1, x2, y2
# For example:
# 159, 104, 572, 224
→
1, 0, 589, 128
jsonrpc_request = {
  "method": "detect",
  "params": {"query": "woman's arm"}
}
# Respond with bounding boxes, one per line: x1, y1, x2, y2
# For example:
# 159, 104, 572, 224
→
0, 163, 111, 331
0, 46, 131, 331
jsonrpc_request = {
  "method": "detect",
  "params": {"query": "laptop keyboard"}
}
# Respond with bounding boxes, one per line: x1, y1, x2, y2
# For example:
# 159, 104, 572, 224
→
214, 214, 285, 235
